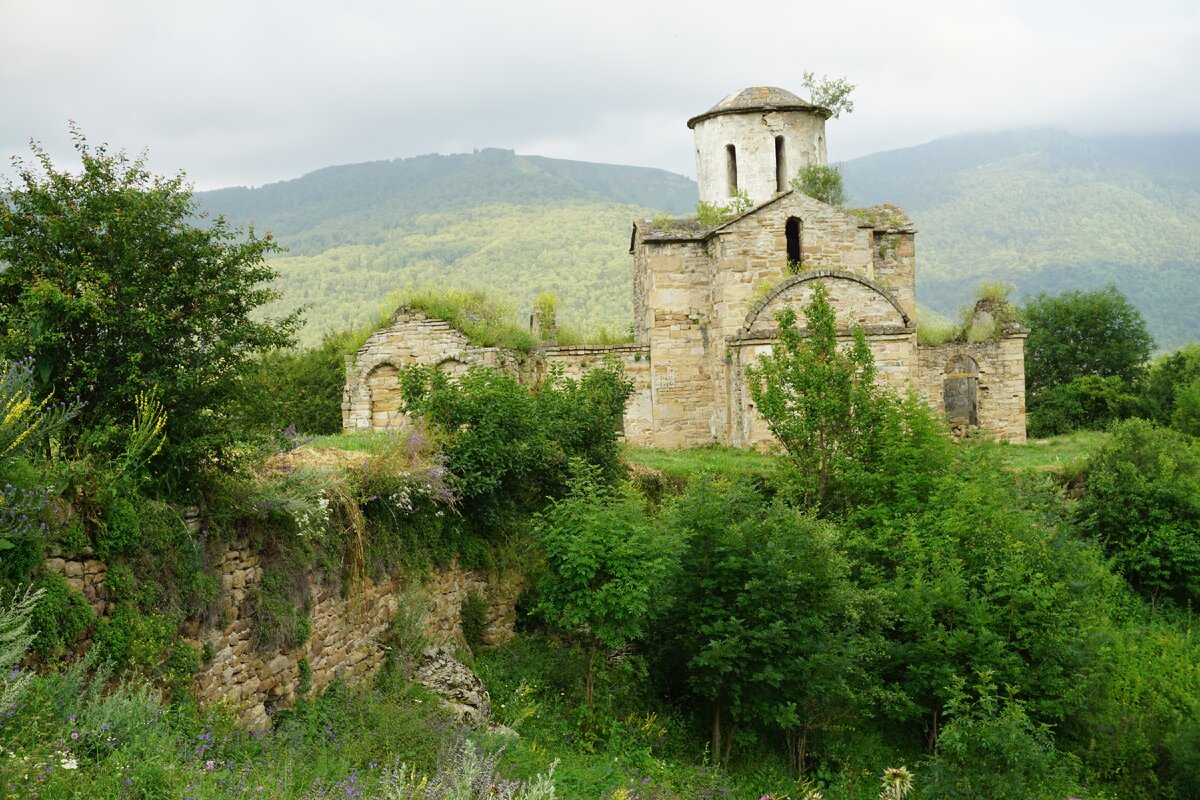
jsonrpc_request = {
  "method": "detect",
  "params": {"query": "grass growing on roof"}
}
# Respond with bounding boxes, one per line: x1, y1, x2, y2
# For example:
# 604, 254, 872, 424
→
389, 286, 539, 353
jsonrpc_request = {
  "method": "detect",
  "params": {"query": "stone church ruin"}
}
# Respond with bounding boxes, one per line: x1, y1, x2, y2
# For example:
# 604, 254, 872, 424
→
345, 86, 1028, 445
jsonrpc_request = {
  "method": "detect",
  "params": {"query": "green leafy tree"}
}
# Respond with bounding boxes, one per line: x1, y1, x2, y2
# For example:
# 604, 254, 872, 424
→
1021, 286, 1154, 396
801, 71, 856, 118
0, 129, 300, 489
746, 284, 882, 513
923, 673, 1084, 800
1078, 419, 1200, 607
400, 361, 632, 530
745, 283, 949, 517
1139, 344, 1200, 438
1026, 374, 1141, 438
657, 479, 884, 772
534, 465, 679, 709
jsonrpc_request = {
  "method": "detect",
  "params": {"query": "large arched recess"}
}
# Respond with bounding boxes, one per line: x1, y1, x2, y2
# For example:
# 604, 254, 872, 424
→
743, 269, 911, 333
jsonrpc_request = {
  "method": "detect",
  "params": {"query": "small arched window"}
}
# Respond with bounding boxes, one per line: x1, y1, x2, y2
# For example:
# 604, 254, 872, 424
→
785, 217, 802, 266
726, 144, 738, 197
775, 136, 787, 193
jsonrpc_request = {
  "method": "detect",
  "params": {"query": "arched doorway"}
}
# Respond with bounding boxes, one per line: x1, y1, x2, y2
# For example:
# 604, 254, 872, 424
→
943, 355, 979, 427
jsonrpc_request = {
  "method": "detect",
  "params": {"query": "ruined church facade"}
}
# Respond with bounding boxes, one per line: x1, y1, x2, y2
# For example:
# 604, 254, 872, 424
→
345, 87, 1028, 445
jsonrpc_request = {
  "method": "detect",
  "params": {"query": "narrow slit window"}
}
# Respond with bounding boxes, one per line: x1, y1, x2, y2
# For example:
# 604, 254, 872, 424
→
726, 144, 738, 197
786, 217, 802, 265
775, 136, 786, 193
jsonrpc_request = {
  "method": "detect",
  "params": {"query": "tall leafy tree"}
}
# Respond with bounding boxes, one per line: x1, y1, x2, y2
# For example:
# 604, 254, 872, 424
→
534, 464, 679, 710
1021, 285, 1154, 396
745, 282, 949, 516
0, 129, 299, 489
657, 479, 883, 772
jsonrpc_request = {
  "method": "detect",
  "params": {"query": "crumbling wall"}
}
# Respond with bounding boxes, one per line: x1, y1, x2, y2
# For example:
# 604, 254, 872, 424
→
45, 545, 523, 729
918, 334, 1028, 443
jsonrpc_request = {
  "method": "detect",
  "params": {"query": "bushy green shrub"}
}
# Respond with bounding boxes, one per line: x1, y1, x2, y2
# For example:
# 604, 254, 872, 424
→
27, 571, 94, 659
1172, 375, 1200, 437
1078, 418, 1200, 607
1027, 374, 1139, 437
242, 326, 371, 437
746, 283, 952, 517
400, 360, 631, 532
922, 674, 1084, 800
655, 478, 884, 772
460, 589, 489, 654
0, 130, 299, 492
1140, 343, 1200, 428
792, 164, 846, 206
535, 464, 679, 711
1021, 285, 1154, 397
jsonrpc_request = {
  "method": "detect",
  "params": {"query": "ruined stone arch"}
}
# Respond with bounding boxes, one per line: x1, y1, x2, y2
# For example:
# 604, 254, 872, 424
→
435, 357, 470, 380
365, 360, 405, 430
742, 269, 911, 332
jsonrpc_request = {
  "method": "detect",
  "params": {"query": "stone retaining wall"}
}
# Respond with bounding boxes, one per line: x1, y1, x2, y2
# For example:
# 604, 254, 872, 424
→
45, 543, 523, 729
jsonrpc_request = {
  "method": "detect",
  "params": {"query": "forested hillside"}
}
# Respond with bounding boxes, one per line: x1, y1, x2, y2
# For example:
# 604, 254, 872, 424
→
199, 131, 1200, 349
841, 129, 1200, 349
197, 150, 696, 342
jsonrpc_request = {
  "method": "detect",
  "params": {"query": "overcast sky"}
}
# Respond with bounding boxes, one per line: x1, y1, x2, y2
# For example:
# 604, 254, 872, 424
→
2, 0, 1197, 191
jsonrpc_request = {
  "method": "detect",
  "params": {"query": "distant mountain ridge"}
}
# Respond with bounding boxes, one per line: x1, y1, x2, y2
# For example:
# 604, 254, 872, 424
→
841, 129, 1200, 349
199, 131, 1200, 349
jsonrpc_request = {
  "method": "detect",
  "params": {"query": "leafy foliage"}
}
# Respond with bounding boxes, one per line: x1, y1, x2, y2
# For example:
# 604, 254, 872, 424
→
400, 360, 631, 529
534, 465, 679, 709
922, 674, 1083, 800
656, 479, 883, 772
1077, 419, 1200, 607
1140, 343, 1200, 433
0, 128, 300, 489
745, 283, 951, 515
792, 165, 846, 206
1027, 374, 1141, 437
801, 71, 857, 118
694, 188, 753, 227
1021, 285, 1154, 396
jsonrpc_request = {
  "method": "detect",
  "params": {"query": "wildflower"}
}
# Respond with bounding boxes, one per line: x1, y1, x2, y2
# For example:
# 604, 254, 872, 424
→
879, 766, 914, 800
69, 731, 78, 741
205, 760, 215, 771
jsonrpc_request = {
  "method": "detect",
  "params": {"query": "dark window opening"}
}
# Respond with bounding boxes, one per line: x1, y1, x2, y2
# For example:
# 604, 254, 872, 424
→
726, 144, 738, 197
944, 355, 980, 427
786, 217, 802, 265
775, 136, 786, 193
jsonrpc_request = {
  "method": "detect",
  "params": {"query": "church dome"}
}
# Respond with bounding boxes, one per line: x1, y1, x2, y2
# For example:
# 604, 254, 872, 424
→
687, 86, 831, 129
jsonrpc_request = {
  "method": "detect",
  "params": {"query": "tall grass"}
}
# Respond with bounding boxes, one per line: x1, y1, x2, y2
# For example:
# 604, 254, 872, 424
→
387, 287, 539, 353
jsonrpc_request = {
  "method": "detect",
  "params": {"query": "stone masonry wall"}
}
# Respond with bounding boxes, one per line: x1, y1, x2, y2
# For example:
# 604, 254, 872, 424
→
45, 544, 523, 730
541, 345, 653, 446
344, 310, 528, 432
917, 334, 1029, 443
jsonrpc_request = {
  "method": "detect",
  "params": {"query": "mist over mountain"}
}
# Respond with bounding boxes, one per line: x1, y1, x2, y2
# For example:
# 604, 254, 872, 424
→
199, 130, 1200, 349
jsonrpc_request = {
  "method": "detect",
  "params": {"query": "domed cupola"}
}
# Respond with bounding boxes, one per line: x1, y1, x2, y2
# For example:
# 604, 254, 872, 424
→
687, 86, 831, 206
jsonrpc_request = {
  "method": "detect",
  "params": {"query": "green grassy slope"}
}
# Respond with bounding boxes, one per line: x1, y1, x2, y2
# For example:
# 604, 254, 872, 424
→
199, 150, 696, 345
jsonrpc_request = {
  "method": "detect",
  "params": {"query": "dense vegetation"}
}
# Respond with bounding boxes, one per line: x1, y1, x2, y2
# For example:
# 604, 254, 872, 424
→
3, 132, 1200, 799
